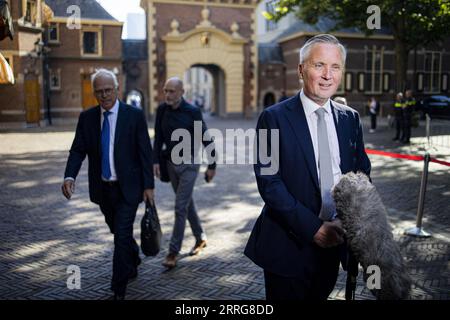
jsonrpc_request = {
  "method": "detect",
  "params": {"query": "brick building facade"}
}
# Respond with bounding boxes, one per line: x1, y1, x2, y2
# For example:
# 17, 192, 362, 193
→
0, 0, 50, 127
45, 0, 123, 125
256, 1, 450, 115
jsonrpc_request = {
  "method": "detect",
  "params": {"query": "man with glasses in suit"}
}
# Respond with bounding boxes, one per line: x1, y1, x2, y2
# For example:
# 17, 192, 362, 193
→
62, 68, 154, 300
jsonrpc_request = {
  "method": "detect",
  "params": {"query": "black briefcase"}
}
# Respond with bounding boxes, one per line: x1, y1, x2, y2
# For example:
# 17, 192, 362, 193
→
140, 201, 162, 256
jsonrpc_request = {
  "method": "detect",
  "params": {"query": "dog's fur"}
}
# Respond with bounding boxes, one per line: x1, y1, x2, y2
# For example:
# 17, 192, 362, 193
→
332, 172, 411, 300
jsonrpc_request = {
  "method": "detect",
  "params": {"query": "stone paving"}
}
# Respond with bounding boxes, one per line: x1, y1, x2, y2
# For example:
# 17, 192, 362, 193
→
0, 114, 449, 300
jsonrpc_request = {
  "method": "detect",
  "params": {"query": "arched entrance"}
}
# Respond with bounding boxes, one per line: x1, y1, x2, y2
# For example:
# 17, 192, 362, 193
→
184, 64, 226, 116
163, 19, 246, 117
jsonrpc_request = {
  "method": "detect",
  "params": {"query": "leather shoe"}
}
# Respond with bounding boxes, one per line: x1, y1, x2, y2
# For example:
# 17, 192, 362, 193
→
189, 240, 207, 256
162, 253, 177, 269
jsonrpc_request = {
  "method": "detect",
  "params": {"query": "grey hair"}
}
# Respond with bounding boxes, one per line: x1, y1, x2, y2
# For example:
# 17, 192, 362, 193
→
299, 34, 347, 66
91, 68, 119, 88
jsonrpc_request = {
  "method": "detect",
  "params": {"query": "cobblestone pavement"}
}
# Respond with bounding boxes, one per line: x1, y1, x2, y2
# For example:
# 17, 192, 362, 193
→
0, 115, 449, 300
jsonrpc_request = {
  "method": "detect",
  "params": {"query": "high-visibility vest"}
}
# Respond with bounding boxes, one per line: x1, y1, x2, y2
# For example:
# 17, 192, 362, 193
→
394, 102, 404, 108
405, 99, 416, 107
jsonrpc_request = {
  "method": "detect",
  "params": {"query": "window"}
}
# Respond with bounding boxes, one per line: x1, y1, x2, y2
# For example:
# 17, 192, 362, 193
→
442, 73, 449, 92
49, 69, 61, 90
265, 1, 278, 32
23, 0, 37, 25
357, 72, 365, 92
83, 32, 97, 54
48, 23, 59, 43
365, 46, 384, 93
382, 73, 391, 92
423, 51, 442, 93
336, 76, 344, 94
416, 72, 424, 92
81, 28, 102, 56
344, 72, 353, 92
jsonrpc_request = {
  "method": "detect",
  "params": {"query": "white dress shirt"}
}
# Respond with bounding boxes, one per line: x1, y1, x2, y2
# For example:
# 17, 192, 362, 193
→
299, 90, 342, 187
101, 99, 119, 181
64, 100, 120, 183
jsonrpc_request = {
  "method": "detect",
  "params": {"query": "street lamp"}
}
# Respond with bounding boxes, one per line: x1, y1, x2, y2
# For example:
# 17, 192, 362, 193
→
30, 38, 52, 125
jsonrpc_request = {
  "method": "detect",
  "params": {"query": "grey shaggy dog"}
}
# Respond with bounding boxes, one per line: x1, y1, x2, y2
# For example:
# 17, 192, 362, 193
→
332, 172, 411, 300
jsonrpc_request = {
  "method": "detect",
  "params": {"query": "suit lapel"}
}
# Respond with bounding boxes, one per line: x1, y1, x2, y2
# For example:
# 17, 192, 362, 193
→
93, 106, 101, 155
114, 102, 127, 152
330, 101, 350, 173
114, 101, 129, 159
284, 95, 320, 190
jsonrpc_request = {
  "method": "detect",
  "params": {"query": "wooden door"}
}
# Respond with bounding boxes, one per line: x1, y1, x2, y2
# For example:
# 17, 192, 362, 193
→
81, 75, 97, 109
24, 78, 41, 124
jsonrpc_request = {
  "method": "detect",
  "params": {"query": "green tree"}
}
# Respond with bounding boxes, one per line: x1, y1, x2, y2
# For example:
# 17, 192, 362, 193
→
264, 0, 450, 92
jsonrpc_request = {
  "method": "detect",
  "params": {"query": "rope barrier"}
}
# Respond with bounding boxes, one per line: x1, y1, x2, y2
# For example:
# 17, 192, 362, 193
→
365, 148, 450, 167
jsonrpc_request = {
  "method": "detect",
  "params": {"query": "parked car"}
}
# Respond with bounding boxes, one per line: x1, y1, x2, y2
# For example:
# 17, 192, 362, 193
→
417, 95, 450, 120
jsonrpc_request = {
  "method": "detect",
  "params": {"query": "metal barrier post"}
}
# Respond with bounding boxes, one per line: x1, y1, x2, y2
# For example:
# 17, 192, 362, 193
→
405, 152, 431, 237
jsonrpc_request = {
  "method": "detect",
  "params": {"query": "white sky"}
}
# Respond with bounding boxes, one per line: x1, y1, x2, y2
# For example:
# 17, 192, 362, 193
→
95, 0, 145, 39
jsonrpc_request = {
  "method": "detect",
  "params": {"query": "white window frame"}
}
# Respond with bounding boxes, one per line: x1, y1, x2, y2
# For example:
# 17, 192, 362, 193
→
423, 51, 442, 94
364, 45, 384, 94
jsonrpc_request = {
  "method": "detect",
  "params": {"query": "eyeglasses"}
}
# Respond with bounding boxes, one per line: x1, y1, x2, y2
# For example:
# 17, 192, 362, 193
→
94, 88, 115, 96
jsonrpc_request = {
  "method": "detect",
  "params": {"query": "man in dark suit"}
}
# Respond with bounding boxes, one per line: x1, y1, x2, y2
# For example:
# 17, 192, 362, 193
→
61, 69, 154, 300
245, 34, 371, 300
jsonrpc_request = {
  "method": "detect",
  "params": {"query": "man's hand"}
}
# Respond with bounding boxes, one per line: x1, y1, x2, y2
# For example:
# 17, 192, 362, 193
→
153, 164, 160, 179
143, 188, 155, 206
61, 180, 75, 200
205, 169, 216, 183
313, 218, 345, 248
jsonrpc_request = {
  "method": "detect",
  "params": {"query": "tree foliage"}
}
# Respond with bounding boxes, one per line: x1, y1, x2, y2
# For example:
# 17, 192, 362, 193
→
264, 0, 450, 90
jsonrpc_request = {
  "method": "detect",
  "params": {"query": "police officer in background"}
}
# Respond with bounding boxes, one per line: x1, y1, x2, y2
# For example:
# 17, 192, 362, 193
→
392, 92, 405, 141
402, 90, 416, 144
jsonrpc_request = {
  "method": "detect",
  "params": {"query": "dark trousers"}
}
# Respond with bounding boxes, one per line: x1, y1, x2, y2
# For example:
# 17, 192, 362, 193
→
394, 116, 403, 139
370, 113, 377, 130
99, 181, 139, 296
402, 115, 412, 142
264, 249, 340, 300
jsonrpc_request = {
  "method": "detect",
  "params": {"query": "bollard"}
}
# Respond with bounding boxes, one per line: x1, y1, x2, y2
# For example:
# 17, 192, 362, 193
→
405, 152, 431, 237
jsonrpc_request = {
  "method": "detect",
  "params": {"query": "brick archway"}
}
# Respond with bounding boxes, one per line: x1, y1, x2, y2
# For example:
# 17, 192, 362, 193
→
141, 0, 259, 117
163, 26, 246, 116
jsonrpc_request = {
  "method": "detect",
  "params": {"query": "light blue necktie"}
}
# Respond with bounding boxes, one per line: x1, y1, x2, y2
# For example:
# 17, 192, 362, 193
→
101, 111, 112, 180
316, 108, 336, 221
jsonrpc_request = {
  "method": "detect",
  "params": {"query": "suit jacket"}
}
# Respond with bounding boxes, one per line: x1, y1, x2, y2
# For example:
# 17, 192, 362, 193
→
64, 101, 154, 205
244, 94, 371, 277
